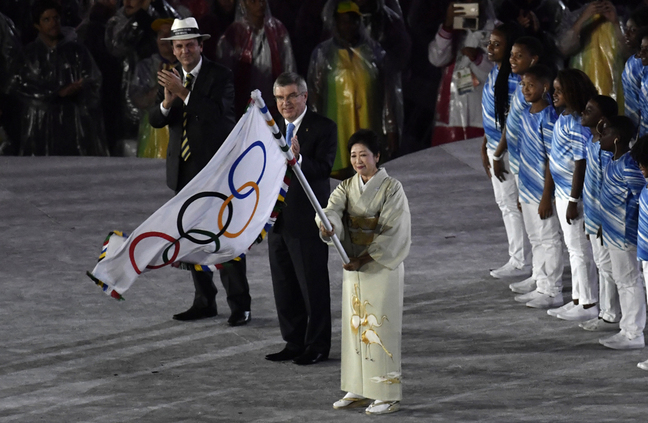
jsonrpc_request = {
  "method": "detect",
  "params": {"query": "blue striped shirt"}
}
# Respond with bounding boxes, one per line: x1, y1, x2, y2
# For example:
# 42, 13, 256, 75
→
583, 134, 614, 235
482, 65, 521, 151
505, 84, 529, 174
640, 66, 648, 137
549, 113, 591, 200
637, 186, 648, 260
519, 105, 558, 204
623, 55, 643, 127
601, 152, 645, 250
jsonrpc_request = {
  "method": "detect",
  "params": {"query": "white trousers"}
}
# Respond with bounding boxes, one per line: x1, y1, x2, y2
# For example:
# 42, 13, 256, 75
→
590, 237, 619, 322
520, 201, 563, 295
488, 150, 531, 268
609, 247, 646, 339
555, 198, 598, 304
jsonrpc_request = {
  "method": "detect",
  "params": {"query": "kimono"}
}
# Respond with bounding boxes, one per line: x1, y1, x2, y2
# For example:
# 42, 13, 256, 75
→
316, 168, 411, 401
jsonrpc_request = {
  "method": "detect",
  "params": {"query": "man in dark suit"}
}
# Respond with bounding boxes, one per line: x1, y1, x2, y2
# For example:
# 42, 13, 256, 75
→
149, 17, 251, 326
265, 72, 337, 365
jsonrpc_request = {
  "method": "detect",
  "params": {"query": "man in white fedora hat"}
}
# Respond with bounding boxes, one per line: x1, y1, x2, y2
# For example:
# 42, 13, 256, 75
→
149, 17, 252, 326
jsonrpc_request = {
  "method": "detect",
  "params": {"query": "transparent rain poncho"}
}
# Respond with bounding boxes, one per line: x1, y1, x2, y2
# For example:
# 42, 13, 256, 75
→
11, 35, 108, 156
0, 12, 21, 154
320, 0, 406, 156
216, 0, 296, 118
557, 4, 626, 113
0, 12, 20, 95
129, 53, 175, 158
309, 0, 399, 175
105, 1, 182, 136
428, 0, 496, 146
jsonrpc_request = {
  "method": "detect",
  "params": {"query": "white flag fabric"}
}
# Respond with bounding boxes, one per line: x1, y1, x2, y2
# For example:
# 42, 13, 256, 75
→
88, 104, 288, 299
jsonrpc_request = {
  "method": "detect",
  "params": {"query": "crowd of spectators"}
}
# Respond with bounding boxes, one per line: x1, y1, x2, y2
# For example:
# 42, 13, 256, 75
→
3, 0, 648, 161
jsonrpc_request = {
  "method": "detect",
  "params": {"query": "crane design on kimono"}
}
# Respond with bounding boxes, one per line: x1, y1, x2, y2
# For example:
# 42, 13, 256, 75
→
351, 283, 392, 360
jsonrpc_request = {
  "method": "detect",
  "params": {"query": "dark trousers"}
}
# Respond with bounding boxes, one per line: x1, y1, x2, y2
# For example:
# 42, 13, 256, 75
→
190, 256, 251, 313
177, 162, 251, 314
268, 231, 331, 354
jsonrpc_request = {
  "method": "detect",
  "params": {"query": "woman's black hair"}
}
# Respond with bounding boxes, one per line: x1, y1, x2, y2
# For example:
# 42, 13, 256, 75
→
589, 95, 618, 121
556, 69, 598, 115
347, 129, 381, 158
607, 115, 636, 147
493, 22, 524, 129
631, 135, 648, 168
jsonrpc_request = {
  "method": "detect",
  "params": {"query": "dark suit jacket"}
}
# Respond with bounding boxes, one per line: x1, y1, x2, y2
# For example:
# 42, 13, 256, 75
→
274, 108, 337, 238
149, 57, 236, 191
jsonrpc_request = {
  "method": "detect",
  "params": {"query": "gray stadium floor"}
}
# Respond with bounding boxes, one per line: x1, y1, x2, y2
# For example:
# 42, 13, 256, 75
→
0, 139, 647, 422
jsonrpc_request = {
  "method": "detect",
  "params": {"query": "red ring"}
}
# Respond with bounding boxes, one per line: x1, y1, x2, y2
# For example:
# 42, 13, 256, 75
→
129, 232, 179, 274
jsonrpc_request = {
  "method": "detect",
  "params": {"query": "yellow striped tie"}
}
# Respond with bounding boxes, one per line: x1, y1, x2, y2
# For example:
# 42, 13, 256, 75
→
181, 73, 194, 161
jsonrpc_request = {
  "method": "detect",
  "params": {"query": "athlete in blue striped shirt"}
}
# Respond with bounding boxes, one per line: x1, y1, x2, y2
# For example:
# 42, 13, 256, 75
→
577, 96, 620, 329
480, 24, 530, 279
599, 116, 646, 350
623, 8, 648, 126
511, 66, 564, 307
547, 69, 599, 312
637, 32, 648, 137
630, 134, 648, 368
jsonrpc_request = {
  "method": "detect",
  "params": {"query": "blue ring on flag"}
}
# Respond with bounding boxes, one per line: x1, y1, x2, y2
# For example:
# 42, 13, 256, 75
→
228, 141, 266, 199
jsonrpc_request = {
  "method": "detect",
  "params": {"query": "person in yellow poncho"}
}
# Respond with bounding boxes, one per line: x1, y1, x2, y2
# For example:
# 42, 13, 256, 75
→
129, 18, 177, 158
308, 0, 397, 179
557, 1, 631, 114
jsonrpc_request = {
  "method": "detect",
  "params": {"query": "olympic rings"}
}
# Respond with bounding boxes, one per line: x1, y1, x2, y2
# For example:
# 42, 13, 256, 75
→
228, 141, 266, 199
177, 192, 232, 243
129, 231, 179, 274
128, 139, 270, 273
218, 181, 260, 238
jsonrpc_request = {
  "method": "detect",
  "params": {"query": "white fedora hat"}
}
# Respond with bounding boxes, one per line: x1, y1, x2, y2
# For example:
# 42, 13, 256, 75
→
160, 17, 211, 41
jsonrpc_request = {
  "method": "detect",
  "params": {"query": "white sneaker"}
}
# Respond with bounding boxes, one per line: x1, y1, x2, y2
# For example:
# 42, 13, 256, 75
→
557, 304, 599, 321
579, 317, 619, 332
547, 301, 575, 317
599, 332, 645, 350
509, 277, 536, 294
514, 289, 542, 303
638, 359, 648, 371
490, 261, 532, 279
526, 293, 564, 309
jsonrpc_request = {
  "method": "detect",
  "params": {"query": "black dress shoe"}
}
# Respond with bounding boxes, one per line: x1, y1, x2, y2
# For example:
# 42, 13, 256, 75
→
172, 306, 218, 321
293, 350, 328, 365
227, 310, 251, 326
265, 347, 304, 361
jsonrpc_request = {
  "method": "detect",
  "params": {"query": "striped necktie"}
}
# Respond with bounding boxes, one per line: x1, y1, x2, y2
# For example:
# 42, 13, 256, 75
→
181, 73, 194, 161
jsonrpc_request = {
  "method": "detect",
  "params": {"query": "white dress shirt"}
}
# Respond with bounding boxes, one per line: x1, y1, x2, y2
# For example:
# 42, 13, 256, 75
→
160, 57, 203, 116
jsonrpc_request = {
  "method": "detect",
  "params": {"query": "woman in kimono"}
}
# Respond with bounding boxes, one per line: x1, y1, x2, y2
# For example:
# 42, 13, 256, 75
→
317, 129, 411, 415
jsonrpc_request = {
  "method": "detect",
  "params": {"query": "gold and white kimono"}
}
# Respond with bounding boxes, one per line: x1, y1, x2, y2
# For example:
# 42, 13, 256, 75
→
316, 168, 411, 401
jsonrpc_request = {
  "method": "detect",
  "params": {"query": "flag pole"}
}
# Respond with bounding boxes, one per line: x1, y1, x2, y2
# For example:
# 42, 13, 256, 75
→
250, 90, 350, 264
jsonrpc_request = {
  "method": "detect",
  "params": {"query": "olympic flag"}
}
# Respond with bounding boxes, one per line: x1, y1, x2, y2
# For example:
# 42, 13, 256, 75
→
87, 99, 288, 300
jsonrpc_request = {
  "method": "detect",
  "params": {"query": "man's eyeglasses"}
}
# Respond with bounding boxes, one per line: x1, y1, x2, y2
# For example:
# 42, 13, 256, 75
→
274, 92, 304, 102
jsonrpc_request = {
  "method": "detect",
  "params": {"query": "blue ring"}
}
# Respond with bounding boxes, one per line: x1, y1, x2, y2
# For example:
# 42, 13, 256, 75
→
228, 140, 266, 199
